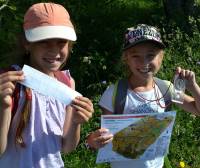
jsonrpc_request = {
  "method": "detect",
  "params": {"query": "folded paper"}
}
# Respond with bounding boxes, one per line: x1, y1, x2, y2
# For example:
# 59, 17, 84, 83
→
20, 65, 81, 105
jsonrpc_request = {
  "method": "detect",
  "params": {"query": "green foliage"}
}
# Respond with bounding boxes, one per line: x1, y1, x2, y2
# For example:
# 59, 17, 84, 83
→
169, 109, 200, 168
0, 0, 200, 168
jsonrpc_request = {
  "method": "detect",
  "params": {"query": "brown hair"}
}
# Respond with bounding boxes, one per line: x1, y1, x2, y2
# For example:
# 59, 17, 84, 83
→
15, 87, 31, 147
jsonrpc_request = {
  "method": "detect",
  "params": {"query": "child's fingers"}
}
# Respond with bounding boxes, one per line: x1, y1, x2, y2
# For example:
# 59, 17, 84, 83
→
175, 67, 181, 74
72, 108, 92, 123
99, 133, 113, 142
176, 68, 195, 81
72, 97, 94, 113
1, 88, 14, 97
0, 82, 16, 100
74, 96, 93, 107
93, 128, 113, 142
0, 87, 14, 107
0, 82, 15, 91
180, 69, 186, 78
95, 133, 113, 148
86, 129, 113, 149
92, 128, 109, 137
185, 70, 195, 79
0, 71, 24, 84
71, 104, 93, 119
101, 137, 113, 146
99, 128, 110, 134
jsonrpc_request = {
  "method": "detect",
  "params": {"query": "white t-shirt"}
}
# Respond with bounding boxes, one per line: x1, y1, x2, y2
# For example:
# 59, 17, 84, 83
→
99, 84, 167, 168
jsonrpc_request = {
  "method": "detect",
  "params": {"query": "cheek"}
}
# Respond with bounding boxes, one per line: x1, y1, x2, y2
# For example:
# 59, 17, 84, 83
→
153, 57, 163, 71
60, 46, 69, 57
157, 55, 164, 65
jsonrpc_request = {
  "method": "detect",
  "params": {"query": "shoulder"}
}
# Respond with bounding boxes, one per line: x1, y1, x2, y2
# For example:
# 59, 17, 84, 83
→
101, 84, 115, 98
154, 77, 173, 90
70, 77, 75, 90
0, 64, 21, 74
99, 84, 115, 113
154, 77, 171, 85
55, 70, 75, 89
66, 70, 75, 90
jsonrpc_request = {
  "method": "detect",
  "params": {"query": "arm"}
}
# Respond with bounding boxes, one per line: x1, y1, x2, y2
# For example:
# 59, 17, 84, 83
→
62, 78, 94, 153
0, 104, 12, 156
0, 71, 24, 156
86, 85, 115, 150
62, 105, 80, 153
175, 67, 200, 115
86, 107, 113, 150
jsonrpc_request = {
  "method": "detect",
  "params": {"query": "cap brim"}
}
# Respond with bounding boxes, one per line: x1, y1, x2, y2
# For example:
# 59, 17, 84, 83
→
123, 39, 165, 50
25, 26, 77, 42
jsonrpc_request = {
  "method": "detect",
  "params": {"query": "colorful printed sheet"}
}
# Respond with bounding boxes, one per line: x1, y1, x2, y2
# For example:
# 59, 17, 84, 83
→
96, 111, 176, 163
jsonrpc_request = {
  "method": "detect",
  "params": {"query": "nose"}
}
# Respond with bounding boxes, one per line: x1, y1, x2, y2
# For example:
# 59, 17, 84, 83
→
47, 42, 60, 54
140, 56, 150, 67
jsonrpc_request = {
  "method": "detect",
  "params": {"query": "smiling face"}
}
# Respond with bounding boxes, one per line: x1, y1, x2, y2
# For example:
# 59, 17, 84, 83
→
123, 42, 164, 82
25, 39, 70, 76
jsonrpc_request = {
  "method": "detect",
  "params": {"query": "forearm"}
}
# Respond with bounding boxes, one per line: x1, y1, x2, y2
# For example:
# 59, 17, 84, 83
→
190, 82, 200, 113
62, 122, 80, 153
0, 106, 12, 156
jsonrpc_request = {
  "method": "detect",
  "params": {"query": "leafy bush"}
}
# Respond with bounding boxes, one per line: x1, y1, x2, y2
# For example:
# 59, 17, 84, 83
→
0, 0, 200, 168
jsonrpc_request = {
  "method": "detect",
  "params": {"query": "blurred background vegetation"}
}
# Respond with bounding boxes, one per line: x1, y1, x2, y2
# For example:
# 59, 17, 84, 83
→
0, 0, 200, 167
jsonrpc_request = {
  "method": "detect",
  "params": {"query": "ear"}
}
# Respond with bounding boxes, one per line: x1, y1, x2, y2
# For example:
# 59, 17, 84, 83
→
24, 42, 30, 51
159, 50, 164, 60
21, 35, 30, 51
122, 51, 128, 64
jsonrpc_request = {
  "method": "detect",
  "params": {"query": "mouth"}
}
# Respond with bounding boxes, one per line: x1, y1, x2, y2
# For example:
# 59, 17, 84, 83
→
139, 68, 151, 73
43, 58, 60, 64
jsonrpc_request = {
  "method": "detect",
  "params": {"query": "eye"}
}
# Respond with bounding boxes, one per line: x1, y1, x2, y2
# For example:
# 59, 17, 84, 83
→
37, 40, 48, 45
58, 40, 68, 45
147, 53, 156, 58
130, 54, 139, 58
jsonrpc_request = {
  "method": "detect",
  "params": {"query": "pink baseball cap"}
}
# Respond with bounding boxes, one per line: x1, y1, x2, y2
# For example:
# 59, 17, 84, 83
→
23, 3, 77, 42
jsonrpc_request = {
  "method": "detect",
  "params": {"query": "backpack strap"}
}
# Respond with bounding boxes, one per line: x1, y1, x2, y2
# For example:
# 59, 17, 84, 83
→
154, 77, 172, 112
113, 78, 128, 114
54, 71, 71, 88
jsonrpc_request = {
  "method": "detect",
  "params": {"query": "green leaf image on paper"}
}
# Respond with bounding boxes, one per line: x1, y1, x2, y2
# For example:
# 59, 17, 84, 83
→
112, 115, 173, 159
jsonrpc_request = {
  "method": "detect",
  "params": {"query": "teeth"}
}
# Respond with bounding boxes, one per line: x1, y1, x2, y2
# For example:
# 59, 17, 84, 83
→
140, 69, 149, 73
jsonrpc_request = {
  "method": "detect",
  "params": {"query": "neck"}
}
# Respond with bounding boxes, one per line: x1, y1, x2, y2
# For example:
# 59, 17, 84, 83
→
128, 75, 154, 92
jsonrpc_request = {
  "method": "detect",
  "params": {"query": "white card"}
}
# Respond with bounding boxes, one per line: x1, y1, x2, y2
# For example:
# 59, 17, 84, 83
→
19, 65, 81, 105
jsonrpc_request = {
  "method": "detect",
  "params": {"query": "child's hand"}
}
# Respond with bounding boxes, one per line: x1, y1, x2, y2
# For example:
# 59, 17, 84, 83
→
176, 67, 197, 92
0, 71, 24, 108
86, 128, 113, 150
71, 96, 94, 124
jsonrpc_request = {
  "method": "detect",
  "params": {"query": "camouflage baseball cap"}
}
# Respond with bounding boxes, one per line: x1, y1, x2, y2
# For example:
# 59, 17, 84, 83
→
123, 24, 165, 50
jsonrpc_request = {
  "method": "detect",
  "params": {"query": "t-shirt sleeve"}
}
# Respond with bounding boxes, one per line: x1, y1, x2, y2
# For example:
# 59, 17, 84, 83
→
99, 84, 115, 113
163, 79, 174, 95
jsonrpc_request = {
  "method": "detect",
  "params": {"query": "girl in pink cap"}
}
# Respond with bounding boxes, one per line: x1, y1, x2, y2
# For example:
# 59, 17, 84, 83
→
85, 24, 200, 168
0, 2, 93, 168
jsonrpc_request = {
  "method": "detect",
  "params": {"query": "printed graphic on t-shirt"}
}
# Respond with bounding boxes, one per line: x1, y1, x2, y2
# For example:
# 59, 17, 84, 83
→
128, 103, 158, 114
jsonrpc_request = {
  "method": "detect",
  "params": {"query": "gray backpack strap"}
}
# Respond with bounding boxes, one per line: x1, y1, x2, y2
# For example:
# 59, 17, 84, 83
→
114, 79, 128, 114
154, 77, 172, 111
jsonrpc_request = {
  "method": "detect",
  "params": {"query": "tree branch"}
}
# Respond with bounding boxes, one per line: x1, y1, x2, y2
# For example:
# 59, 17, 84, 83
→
0, 0, 9, 11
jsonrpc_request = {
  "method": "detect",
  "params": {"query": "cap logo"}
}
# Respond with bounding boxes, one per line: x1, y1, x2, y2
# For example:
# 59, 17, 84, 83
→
123, 24, 164, 50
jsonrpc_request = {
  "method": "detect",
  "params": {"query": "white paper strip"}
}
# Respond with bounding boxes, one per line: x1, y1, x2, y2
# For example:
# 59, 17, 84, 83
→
19, 65, 81, 105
